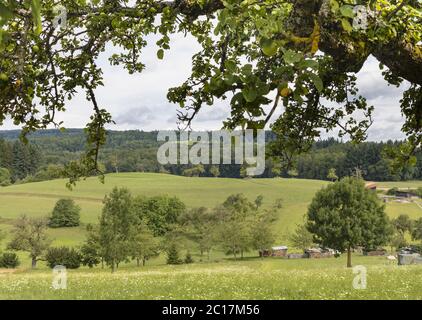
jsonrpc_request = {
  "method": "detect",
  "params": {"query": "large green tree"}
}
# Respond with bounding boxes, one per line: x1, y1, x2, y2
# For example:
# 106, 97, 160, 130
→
133, 195, 185, 237
306, 177, 391, 267
98, 187, 138, 272
7, 215, 51, 268
0, 0, 420, 182
49, 198, 81, 228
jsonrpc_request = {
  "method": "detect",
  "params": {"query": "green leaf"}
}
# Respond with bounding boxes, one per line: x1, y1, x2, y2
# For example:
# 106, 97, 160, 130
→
157, 49, 164, 60
302, 59, 319, 70
31, 0, 42, 36
341, 18, 353, 33
283, 49, 302, 64
225, 60, 237, 73
308, 73, 324, 92
340, 5, 355, 18
260, 38, 278, 57
242, 87, 258, 102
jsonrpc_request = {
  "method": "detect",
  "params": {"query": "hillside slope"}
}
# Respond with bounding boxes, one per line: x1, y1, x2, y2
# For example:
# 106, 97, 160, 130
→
0, 173, 421, 247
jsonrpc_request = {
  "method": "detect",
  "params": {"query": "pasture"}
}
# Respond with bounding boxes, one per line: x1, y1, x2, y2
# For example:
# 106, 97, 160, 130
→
0, 174, 421, 300
1, 255, 422, 300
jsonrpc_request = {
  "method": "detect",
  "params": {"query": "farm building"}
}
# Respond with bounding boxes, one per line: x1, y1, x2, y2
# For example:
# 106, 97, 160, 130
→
365, 183, 377, 191
259, 246, 288, 257
305, 248, 335, 259
363, 248, 387, 256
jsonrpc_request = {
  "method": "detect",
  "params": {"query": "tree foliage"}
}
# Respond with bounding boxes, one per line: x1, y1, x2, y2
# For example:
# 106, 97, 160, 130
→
49, 198, 81, 228
306, 177, 391, 267
290, 224, 314, 251
7, 215, 51, 268
0, 0, 420, 183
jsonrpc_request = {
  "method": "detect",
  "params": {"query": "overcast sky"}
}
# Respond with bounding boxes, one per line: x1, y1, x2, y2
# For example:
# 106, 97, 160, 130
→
2, 32, 409, 142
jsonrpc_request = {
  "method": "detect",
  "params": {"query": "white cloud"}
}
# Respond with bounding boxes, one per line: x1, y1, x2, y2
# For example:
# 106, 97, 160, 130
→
1, 39, 408, 141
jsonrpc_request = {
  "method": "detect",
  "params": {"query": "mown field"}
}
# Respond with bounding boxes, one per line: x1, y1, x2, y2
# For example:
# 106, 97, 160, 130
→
0, 173, 421, 300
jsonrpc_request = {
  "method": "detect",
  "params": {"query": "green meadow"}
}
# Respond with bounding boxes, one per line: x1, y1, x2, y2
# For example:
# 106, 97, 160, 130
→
0, 173, 421, 299
1, 255, 422, 300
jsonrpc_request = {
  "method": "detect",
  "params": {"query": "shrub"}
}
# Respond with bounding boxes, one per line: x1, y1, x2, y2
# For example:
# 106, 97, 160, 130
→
386, 187, 398, 196
166, 244, 182, 265
184, 252, 194, 264
80, 243, 101, 268
0, 252, 20, 268
49, 199, 81, 228
45, 247, 81, 269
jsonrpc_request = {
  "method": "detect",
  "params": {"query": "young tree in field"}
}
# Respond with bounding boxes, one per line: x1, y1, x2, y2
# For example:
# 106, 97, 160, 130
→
180, 207, 217, 260
7, 216, 51, 268
290, 224, 314, 251
327, 168, 338, 182
251, 210, 277, 256
80, 224, 103, 268
49, 199, 81, 228
306, 177, 392, 268
166, 243, 183, 265
98, 188, 138, 272
216, 194, 257, 260
392, 214, 413, 236
131, 226, 160, 267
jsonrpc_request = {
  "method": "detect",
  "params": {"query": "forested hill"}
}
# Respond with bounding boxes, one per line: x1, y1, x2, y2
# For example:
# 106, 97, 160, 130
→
0, 129, 421, 184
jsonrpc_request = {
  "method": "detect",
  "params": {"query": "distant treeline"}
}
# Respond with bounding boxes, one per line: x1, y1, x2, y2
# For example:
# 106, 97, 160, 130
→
0, 129, 421, 184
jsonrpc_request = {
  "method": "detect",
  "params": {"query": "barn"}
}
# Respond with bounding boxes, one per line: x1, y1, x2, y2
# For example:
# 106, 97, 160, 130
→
365, 183, 377, 191
259, 246, 288, 257
305, 248, 335, 259
272, 246, 288, 257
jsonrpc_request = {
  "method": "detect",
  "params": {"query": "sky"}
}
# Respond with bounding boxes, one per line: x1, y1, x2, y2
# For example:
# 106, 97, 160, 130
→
2, 32, 409, 142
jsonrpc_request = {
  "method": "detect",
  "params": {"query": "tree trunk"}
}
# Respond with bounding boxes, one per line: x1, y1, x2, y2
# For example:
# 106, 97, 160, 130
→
111, 260, 116, 273
241, 249, 244, 260
137, 258, 140, 267
233, 247, 237, 260
347, 247, 352, 268
31, 257, 37, 269
143, 258, 146, 266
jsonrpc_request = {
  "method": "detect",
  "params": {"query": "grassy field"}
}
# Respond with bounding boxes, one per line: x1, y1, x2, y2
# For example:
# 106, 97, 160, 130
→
0, 173, 421, 244
1, 255, 421, 300
0, 174, 421, 300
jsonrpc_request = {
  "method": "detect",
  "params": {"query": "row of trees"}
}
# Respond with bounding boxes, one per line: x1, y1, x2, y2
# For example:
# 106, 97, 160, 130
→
2, 178, 421, 270
1, 131, 421, 185
0, 190, 279, 271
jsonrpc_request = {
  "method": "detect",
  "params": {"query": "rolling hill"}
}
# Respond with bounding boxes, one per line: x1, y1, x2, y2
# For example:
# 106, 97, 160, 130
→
0, 173, 421, 248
